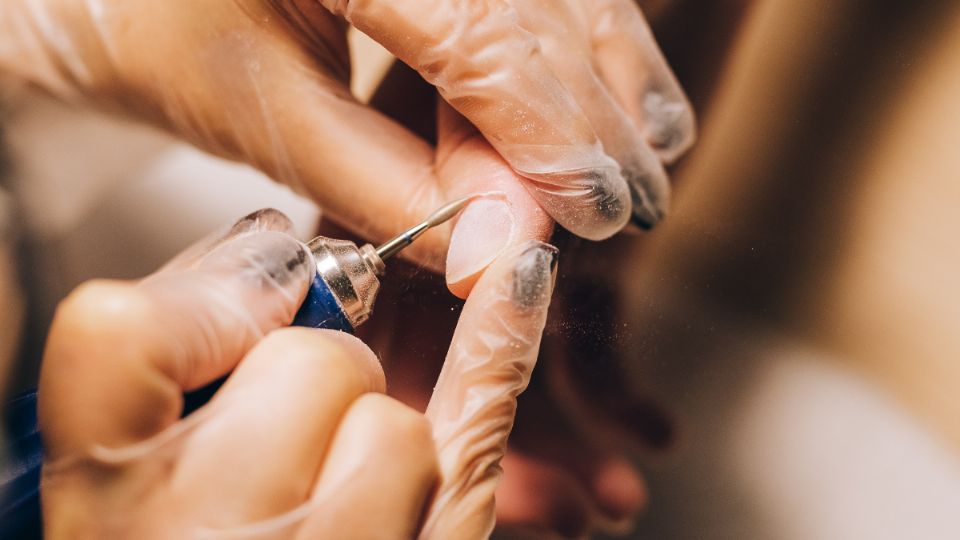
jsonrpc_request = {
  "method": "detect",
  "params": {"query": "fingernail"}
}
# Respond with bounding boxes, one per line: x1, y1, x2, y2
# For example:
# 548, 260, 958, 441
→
202, 231, 315, 293
616, 143, 671, 231
511, 242, 558, 308
627, 181, 666, 230
517, 158, 631, 241
228, 208, 294, 237
446, 199, 515, 284
642, 90, 695, 164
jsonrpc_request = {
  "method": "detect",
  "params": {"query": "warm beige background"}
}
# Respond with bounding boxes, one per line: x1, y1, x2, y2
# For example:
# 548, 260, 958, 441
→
642, 0, 960, 451
617, 1, 960, 537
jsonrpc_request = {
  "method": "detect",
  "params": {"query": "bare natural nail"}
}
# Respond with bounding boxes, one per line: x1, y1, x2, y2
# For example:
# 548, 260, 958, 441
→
446, 198, 515, 284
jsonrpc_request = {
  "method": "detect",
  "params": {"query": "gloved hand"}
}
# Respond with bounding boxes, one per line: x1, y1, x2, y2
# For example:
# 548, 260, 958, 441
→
361, 242, 669, 538
39, 209, 556, 539
0, 0, 692, 269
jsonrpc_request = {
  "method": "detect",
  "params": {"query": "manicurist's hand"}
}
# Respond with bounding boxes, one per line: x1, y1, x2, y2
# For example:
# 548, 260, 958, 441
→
39, 210, 557, 539
1, 0, 692, 271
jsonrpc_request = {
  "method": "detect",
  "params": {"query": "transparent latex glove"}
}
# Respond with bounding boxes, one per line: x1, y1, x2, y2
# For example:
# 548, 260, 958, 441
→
359, 4, 751, 536
323, 0, 696, 236
360, 239, 670, 539
1, 0, 692, 268
39, 210, 557, 539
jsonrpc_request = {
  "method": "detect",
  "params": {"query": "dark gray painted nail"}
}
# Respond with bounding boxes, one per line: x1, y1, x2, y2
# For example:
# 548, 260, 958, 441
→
627, 181, 664, 230
589, 171, 629, 224
512, 242, 559, 308
228, 208, 293, 236
263, 239, 311, 287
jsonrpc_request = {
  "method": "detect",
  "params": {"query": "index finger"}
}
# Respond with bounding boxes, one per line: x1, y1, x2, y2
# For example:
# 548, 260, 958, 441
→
325, 0, 632, 240
422, 241, 557, 539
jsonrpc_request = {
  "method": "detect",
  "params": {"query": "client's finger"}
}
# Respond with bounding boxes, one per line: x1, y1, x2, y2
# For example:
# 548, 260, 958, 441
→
326, 0, 633, 241
39, 223, 314, 458
421, 241, 558, 539
435, 101, 554, 298
368, 66, 554, 296
157, 208, 297, 273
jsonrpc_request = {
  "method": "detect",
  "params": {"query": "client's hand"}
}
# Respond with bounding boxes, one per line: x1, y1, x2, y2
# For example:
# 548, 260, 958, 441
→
39, 210, 557, 539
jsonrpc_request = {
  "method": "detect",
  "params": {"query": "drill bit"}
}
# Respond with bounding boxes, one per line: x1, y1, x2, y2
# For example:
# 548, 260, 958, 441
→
375, 196, 472, 261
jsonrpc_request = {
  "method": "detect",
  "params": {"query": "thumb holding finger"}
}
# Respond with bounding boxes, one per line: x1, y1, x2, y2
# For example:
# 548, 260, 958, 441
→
422, 241, 558, 539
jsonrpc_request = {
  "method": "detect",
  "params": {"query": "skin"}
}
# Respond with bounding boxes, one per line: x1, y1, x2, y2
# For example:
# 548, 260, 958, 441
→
0, 0, 692, 266
39, 211, 558, 539
2, 0, 754, 536
352, 3, 754, 536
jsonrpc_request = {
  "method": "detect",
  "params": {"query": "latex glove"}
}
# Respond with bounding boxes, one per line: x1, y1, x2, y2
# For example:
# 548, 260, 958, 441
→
0, 0, 691, 266
39, 210, 557, 539
326, 0, 695, 233
358, 4, 751, 536
359, 245, 666, 539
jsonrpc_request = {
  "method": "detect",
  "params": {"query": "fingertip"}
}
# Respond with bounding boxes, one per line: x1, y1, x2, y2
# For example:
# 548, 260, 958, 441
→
40, 280, 184, 453
642, 90, 696, 164
343, 394, 438, 477
461, 240, 558, 311
509, 241, 559, 309
197, 230, 316, 314
587, 0, 697, 166
521, 164, 632, 241
445, 198, 515, 298
159, 209, 298, 273
435, 126, 553, 298
312, 329, 386, 393
50, 280, 147, 343
244, 327, 386, 395
231, 208, 296, 235
444, 194, 554, 299
625, 165, 670, 230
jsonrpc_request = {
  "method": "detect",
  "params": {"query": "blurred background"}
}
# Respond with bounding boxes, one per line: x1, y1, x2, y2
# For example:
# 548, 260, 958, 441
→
3, 1, 960, 538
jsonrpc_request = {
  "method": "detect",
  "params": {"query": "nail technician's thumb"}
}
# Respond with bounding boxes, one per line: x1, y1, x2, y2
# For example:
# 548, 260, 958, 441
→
423, 242, 557, 539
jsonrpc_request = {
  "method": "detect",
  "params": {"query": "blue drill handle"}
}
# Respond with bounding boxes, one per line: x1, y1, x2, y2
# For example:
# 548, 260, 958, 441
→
1, 274, 352, 538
